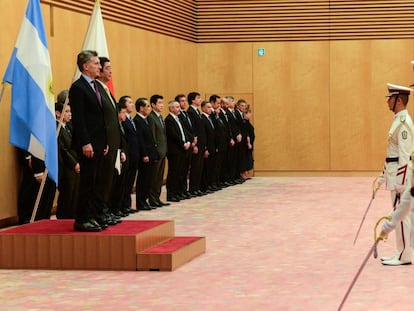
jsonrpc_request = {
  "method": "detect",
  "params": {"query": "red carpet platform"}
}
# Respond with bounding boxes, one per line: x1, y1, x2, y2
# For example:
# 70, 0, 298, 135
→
0, 220, 205, 271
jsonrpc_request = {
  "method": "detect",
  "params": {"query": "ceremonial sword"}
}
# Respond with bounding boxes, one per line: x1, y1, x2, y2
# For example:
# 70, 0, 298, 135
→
353, 178, 380, 245
337, 215, 391, 311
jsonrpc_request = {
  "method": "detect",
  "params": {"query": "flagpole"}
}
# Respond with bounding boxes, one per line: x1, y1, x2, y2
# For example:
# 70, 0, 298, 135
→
0, 83, 6, 104
30, 93, 69, 223
30, 168, 49, 223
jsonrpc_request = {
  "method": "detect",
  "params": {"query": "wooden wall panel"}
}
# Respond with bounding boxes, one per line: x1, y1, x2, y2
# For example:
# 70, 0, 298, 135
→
252, 42, 331, 171
330, 39, 414, 171
196, 0, 414, 42
0, 0, 27, 220
42, 0, 197, 42
197, 43, 253, 94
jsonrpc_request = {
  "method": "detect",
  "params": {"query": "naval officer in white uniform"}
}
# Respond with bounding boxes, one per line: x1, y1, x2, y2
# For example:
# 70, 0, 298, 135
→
377, 83, 414, 266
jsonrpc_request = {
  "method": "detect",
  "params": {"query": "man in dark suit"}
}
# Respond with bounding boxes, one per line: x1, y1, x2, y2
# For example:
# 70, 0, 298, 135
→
186, 92, 206, 196
109, 101, 128, 218
210, 94, 228, 188
176, 94, 194, 199
69, 50, 107, 232
219, 98, 235, 185
165, 100, 191, 201
120, 95, 140, 214
96, 56, 121, 226
234, 99, 248, 180
134, 98, 159, 211
147, 94, 170, 207
200, 100, 217, 193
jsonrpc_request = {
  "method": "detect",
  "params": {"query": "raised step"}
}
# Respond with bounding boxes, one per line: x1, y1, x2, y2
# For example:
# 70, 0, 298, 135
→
0, 219, 175, 270
137, 236, 206, 271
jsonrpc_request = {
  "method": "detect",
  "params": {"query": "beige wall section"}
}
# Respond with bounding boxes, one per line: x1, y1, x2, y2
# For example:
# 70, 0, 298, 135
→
198, 42, 331, 171
252, 41, 331, 171
330, 39, 414, 171
198, 43, 253, 94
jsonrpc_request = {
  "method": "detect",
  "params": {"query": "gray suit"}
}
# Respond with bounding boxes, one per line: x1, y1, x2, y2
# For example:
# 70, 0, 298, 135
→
147, 111, 167, 204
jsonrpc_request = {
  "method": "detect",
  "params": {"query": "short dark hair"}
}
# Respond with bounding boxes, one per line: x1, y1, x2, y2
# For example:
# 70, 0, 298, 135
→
150, 94, 163, 105
55, 102, 64, 113
77, 50, 98, 72
209, 94, 220, 103
135, 97, 148, 111
236, 99, 247, 107
188, 92, 200, 105
394, 94, 410, 106
175, 94, 186, 102
201, 100, 209, 109
99, 56, 110, 72
119, 95, 131, 106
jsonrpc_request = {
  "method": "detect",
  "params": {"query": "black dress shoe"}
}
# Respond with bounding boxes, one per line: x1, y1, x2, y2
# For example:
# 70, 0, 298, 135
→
167, 196, 180, 202
178, 193, 190, 200
158, 200, 170, 206
194, 190, 204, 196
137, 205, 153, 211
94, 217, 109, 229
185, 192, 195, 198
74, 221, 102, 232
149, 201, 161, 208
89, 219, 103, 228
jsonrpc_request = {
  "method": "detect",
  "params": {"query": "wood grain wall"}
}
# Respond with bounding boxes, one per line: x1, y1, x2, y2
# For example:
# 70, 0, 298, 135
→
1, 0, 414, 222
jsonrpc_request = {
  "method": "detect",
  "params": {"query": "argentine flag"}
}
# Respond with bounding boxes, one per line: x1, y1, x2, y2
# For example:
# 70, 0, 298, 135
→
3, 0, 58, 184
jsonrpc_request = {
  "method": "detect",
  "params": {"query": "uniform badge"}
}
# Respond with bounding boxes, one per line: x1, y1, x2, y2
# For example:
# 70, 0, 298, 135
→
402, 130, 408, 139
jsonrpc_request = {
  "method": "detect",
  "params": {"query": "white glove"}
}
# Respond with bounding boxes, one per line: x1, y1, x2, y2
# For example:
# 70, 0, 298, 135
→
375, 176, 386, 189
381, 220, 395, 236
395, 183, 405, 194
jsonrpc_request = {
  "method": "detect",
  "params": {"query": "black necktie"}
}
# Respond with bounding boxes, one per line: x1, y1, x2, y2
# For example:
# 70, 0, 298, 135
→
208, 115, 214, 129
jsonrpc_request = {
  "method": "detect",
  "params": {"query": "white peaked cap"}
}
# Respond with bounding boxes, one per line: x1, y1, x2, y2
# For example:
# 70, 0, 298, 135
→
387, 83, 411, 96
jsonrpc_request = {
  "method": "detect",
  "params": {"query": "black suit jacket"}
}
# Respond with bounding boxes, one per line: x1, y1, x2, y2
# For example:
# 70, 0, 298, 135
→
69, 76, 107, 153
235, 109, 247, 143
201, 114, 216, 154
225, 108, 241, 141
187, 106, 206, 151
133, 115, 159, 162
165, 114, 188, 155
57, 122, 78, 183
212, 112, 228, 152
178, 110, 194, 140
122, 116, 141, 168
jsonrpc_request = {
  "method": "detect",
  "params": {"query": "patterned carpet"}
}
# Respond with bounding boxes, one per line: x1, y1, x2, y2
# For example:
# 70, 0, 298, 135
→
0, 177, 412, 311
